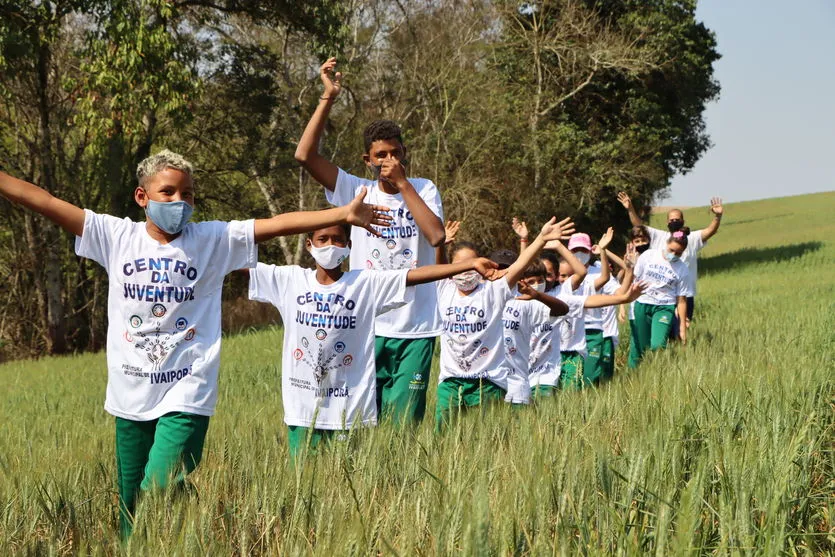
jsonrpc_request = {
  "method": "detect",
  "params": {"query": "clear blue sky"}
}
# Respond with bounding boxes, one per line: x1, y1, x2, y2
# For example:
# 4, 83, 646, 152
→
665, 0, 835, 206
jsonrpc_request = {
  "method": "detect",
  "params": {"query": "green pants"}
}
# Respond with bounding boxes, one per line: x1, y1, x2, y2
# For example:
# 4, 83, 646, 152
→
435, 377, 505, 431
530, 383, 557, 400
287, 425, 342, 462
629, 302, 676, 368
559, 351, 584, 391
115, 412, 209, 538
599, 336, 615, 382
375, 336, 434, 425
583, 329, 605, 386
627, 319, 640, 370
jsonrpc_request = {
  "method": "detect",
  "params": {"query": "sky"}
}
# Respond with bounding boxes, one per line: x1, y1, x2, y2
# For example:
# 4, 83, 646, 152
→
665, 0, 835, 206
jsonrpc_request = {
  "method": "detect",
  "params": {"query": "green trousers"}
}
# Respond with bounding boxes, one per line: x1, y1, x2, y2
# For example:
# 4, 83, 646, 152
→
115, 412, 209, 538
375, 336, 434, 425
599, 336, 615, 383
435, 377, 505, 431
530, 383, 558, 400
627, 319, 640, 370
629, 302, 676, 368
559, 351, 584, 391
286, 425, 342, 462
583, 329, 605, 386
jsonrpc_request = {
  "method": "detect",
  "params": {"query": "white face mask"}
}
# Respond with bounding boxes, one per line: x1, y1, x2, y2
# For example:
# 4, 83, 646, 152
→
532, 281, 546, 293
573, 251, 590, 266
309, 244, 351, 269
452, 270, 480, 292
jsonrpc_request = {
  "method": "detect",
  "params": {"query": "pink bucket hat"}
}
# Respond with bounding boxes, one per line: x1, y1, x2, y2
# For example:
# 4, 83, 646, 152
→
567, 233, 592, 252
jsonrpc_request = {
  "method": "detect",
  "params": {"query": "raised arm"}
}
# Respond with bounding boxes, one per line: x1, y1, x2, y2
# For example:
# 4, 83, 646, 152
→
543, 238, 587, 291
605, 248, 627, 282
504, 217, 575, 289
617, 191, 643, 227
512, 217, 529, 252
517, 281, 569, 316
435, 220, 459, 264
293, 57, 342, 191
0, 171, 85, 236
253, 187, 391, 243
381, 161, 445, 246
614, 244, 637, 294
407, 257, 497, 286
700, 197, 723, 242
592, 227, 613, 290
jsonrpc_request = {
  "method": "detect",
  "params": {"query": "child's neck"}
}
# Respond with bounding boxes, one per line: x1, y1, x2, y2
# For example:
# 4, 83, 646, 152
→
144, 220, 180, 245
315, 266, 344, 285
377, 179, 400, 195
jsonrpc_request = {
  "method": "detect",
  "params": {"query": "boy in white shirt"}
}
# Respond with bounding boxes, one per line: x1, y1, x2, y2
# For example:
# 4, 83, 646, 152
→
247, 223, 497, 458
295, 57, 446, 426
0, 150, 391, 538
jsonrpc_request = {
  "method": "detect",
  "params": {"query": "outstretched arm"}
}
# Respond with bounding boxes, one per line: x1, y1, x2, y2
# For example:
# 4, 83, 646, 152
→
700, 197, 723, 242
0, 171, 85, 236
592, 227, 613, 290
253, 187, 391, 243
294, 57, 343, 191
617, 191, 643, 227
584, 282, 646, 308
407, 257, 497, 286
517, 281, 569, 316
504, 217, 575, 289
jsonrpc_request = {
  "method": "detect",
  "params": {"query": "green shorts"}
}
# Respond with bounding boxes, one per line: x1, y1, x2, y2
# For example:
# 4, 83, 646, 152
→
435, 377, 505, 430
559, 351, 584, 391
375, 336, 435, 425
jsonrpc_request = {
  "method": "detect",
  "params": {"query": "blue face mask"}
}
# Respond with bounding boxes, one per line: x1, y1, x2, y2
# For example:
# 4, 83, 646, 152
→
665, 252, 680, 263
146, 200, 193, 235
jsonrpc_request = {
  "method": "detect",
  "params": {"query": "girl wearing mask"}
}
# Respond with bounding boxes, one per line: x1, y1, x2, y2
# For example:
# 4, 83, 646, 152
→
435, 217, 575, 428
628, 230, 693, 368
247, 224, 497, 458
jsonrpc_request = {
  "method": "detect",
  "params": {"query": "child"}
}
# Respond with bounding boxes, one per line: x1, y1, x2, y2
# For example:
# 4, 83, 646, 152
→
0, 150, 391, 537
295, 57, 446, 425
629, 230, 693, 368
435, 217, 574, 428
247, 224, 497, 458
616, 226, 651, 371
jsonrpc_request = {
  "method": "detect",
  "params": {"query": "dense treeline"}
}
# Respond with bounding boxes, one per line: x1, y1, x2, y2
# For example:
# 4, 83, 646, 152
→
0, 0, 718, 359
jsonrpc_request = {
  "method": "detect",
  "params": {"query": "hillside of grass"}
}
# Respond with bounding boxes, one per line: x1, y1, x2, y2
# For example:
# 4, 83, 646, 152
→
1, 192, 833, 554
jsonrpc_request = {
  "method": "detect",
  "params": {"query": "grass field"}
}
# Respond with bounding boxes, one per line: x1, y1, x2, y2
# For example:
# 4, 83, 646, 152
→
1, 192, 833, 555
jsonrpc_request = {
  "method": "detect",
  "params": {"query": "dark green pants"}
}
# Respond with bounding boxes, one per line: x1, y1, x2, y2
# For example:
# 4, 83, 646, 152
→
583, 329, 605, 386
286, 425, 342, 462
627, 319, 640, 370
629, 302, 676, 368
115, 412, 209, 538
435, 377, 505, 431
599, 336, 615, 383
375, 336, 434, 425
559, 351, 584, 391
530, 383, 558, 400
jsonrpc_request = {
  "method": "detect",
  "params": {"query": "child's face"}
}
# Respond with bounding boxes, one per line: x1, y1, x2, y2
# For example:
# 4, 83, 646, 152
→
541, 259, 556, 285
308, 226, 350, 249
667, 240, 686, 257
452, 247, 478, 264
522, 275, 545, 288
363, 139, 406, 168
135, 168, 195, 208
557, 261, 574, 284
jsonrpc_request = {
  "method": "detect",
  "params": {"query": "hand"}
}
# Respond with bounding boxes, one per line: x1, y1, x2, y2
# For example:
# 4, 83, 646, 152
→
538, 216, 576, 243
473, 257, 499, 279
516, 281, 537, 300
511, 217, 529, 240
378, 159, 407, 187
617, 191, 632, 210
625, 281, 647, 302
346, 187, 392, 237
444, 220, 460, 245
617, 306, 626, 324
486, 268, 509, 282
709, 197, 723, 217
624, 243, 637, 268
320, 57, 342, 99
597, 227, 614, 251
543, 239, 563, 250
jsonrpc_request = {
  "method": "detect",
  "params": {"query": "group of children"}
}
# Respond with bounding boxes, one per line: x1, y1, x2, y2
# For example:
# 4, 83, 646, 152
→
0, 56, 723, 537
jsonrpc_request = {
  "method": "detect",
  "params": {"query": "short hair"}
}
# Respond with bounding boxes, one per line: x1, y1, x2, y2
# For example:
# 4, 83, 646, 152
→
539, 250, 559, 268
450, 241, 479, 259
363, 120, 404, 153
522, 260, 546, 279
137, 149, 193, 188
668, 227, 690, 248
628, 225, 650, 241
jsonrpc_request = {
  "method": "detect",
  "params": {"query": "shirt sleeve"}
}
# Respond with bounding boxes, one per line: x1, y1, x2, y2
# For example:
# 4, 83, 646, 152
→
676, 268, 695, 298
602, 278, 620, 295
325, 168, 363, 207
647, 226, 666, 249
217, 220, 258, 274
248, 263, 295, 314
418, 180, 444, 220
74, 209, 129, 271
372, 269, 414, 316
491, 277, 514, 304
689, 229, 706, 251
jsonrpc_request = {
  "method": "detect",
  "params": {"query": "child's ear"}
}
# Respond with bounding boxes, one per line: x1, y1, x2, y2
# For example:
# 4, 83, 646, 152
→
134, 186, 148, 208
305, 238, 313, 251
361, 153, 371, 165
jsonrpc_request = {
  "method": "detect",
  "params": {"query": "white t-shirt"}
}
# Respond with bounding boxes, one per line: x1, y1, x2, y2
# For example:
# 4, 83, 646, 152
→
326, 169, 443, 339
634, 248, 694, 306
500, 298, 550, 404
248, 265, 411, 429
599, 277, 622, 342
558, 281, 589, 354
75, 210, 257, 421
582, 266, 607, 330
647, 227, 705, 295
436, 278, 515, 390
529, 293, 585, 387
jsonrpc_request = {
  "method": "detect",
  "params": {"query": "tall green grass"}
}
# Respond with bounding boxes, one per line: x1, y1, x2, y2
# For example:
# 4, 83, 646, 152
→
1, 192, 833, 555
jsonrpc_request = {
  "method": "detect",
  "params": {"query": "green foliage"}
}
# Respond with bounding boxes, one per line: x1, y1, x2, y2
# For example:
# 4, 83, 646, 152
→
0, 193, 833, 553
